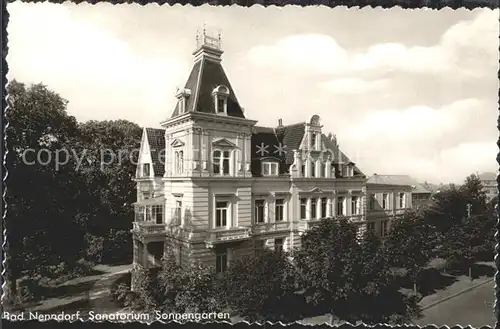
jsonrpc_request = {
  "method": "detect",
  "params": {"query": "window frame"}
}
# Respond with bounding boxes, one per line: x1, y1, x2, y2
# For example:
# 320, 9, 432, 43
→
274, 238, 284, 253
399, 192, 405, 208
351, 196, 359, 215
215, 249, 228, 273
337, 197, 345, 216
215, 201, 228, 228
310, 133, 316, 150
262, 161, 279, 176
382, 193, 389, 210
311, 198, 317, 219
300, 197, 307, 220
212, 149, 231, 176
254, 199, 266, 224
275, 199, 284, 222
321, 197, 328, 218
369, 194, 376, 210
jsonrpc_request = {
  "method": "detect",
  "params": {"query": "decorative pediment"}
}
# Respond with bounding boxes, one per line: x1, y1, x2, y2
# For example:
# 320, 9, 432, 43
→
212, 138, 237, 148
170, 139, 185, 148
309, 187, 324, 194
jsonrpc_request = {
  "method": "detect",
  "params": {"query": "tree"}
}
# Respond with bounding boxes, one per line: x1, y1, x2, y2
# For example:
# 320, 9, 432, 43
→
423, 185, 467, 234
460, 173, 487, 215
295, 217, 361, 324
385, 211, 433, 293
220, 249, 298, 323
4, 80, 82, 303
70, 120, 142, 264
155, 247, 222, 317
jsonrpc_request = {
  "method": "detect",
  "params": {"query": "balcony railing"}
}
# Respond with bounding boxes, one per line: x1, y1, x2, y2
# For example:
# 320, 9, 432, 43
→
132, 221, 167, 235
205, 227, 252, 248
253, 221, 292, 234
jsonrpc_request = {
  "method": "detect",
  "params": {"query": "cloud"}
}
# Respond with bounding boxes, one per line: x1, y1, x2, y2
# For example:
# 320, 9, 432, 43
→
334, 98, 497, 184
7, 3, 187, 124
320, 78, 390, 94
247, 9, 498, 77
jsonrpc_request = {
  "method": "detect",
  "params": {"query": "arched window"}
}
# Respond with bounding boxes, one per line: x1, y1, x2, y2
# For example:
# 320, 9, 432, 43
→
175, 150, 184, 174
310, 133, 316, 150
213, 149, 230, 175
311, 162, 316, 177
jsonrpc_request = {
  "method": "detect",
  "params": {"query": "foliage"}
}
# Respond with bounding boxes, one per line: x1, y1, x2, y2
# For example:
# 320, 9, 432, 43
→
5, 80, 142, 303
296, 217, 362, 323
219, 249, 298, 323
156, 248, 223, 316
385, 211, 433, 285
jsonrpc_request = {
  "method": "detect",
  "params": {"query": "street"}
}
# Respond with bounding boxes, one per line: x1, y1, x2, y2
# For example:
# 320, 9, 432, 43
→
413, 281, 496, 327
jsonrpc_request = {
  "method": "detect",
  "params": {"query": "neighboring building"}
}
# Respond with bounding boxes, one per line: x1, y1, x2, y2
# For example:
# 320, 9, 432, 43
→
478, 172, 497, 201
367, 174, 432, 211
131, 32, 402, 276
365, 180, 412, 238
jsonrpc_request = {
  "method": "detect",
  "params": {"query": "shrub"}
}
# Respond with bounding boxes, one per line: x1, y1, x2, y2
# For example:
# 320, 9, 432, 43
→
84, 233, 104, 263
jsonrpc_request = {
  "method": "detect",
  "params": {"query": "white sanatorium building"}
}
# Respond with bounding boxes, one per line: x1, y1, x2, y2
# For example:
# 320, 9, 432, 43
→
131, 32, 414, 275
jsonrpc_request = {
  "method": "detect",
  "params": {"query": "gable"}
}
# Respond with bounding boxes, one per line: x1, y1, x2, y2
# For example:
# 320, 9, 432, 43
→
170, 139, 185, 148
212, 138, 237, 148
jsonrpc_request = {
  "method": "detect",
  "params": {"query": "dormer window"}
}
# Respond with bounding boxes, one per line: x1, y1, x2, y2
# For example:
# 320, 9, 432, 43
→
262, 161, 279, 176
310, 133, 316, 150
175, 88, 192, 115
212, 85, 230, 115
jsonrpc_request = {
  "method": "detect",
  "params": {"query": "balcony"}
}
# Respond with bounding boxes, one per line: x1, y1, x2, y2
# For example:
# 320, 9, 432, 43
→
205, 227, 252, 248
253, 221, 292, 235
297, 219, 322, 233
132, 221, 167, 242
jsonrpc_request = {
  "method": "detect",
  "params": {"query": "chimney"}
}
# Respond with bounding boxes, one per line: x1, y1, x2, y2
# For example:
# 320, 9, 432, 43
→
276, 118, 285, 136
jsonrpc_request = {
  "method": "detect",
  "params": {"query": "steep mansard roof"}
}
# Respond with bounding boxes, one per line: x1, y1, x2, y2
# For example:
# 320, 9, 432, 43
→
145, 127, 165, 177
171, 56, 245, 119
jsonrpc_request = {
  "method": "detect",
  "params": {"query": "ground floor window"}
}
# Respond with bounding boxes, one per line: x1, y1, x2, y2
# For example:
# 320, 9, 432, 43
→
216, 248, 228, 273
275, 238, 284, 253
380, 220, 389, 237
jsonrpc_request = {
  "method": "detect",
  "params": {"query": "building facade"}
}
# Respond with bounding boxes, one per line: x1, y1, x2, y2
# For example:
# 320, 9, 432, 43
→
367, 174, 432, 211
131, 33, 412, 274
478, 172, 497, 202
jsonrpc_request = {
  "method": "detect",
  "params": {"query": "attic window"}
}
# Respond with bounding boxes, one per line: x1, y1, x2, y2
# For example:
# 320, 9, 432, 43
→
212, 85, 230, 115
262, 161, 279, 176
175, 88, 192, 115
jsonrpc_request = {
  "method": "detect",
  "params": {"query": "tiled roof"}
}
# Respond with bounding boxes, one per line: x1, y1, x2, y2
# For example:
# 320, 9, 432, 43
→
281, 123, 306, 165
249, 123, 364, 178
145, 128, 165, 177
366, 175, 431, 194
251, 126, 287, 177
171, 58, 245, 118
479, 172, 496, 181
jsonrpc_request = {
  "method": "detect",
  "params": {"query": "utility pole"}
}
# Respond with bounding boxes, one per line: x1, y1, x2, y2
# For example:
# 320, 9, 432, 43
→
466, 203, 472, 280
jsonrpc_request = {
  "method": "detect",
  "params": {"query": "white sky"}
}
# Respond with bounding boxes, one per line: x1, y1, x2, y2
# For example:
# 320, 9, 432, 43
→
6, 3, 499, 184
